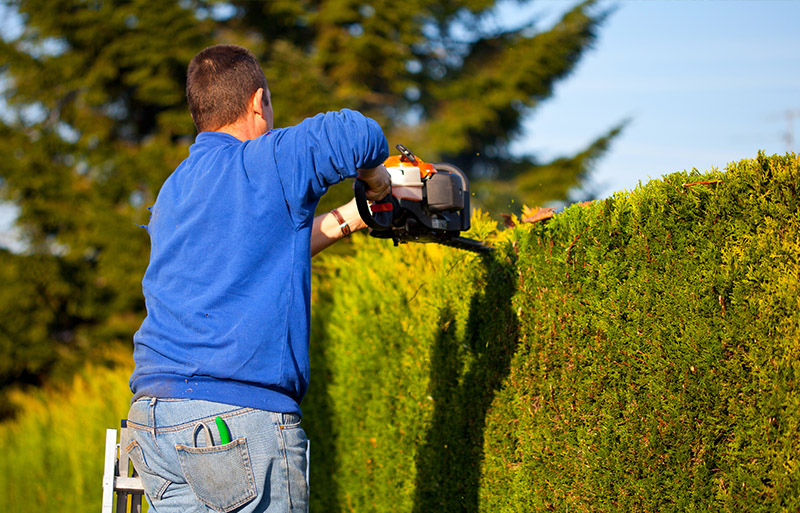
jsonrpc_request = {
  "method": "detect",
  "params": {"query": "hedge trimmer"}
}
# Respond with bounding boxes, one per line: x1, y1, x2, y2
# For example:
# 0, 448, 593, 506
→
354, 145, 492, 254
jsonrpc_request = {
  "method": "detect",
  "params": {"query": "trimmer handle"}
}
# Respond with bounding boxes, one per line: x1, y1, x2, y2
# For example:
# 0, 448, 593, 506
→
354, 179, 395, 231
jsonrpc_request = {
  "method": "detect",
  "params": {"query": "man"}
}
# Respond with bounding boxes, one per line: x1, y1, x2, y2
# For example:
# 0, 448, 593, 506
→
126, 44, 391, 513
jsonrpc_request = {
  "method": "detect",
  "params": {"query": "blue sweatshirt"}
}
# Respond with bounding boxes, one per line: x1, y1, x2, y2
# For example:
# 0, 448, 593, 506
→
130, 109, 388, 415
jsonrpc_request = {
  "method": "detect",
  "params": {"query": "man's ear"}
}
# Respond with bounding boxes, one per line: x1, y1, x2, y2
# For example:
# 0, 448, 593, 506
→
252, 88, 264, 116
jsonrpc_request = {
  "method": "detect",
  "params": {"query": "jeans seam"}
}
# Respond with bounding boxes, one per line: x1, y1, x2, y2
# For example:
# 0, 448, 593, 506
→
154, 479, 170, 500
126, 439, 172, 501
126, 407, 257, 433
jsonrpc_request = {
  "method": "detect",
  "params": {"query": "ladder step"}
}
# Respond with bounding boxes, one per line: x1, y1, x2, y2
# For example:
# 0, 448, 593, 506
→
102, 425, 146, 513
116, 476, 145, 492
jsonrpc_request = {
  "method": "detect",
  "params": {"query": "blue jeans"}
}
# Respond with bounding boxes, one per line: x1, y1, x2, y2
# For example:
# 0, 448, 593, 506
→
126, 397, 308, 513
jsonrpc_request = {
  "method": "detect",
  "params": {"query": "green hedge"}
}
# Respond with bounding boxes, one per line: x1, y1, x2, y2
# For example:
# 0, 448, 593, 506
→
0, 153, 797, 512
306, 152, 800, 512
306, 212, 514, 512
0, 349, 134, 513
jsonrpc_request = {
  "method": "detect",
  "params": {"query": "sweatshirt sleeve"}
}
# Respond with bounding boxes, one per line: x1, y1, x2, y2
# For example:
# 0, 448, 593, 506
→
245, 109, 388, 223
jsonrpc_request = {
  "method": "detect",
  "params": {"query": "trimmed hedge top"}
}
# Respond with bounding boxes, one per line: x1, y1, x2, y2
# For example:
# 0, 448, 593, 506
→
306, 152, 800, 512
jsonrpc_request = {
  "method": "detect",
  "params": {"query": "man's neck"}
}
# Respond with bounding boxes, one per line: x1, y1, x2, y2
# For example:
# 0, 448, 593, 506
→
215, 121, 256, 142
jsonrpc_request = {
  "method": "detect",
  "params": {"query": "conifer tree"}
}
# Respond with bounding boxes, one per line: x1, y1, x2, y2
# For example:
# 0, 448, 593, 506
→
0, 0, 620, 404
0, 0, 213, 402
225, 0, 624, 208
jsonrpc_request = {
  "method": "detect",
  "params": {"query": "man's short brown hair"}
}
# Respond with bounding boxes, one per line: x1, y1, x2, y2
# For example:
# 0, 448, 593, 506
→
186, 45, 268, 132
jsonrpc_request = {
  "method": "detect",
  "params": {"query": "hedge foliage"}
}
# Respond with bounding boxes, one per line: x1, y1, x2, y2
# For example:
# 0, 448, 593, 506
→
0, 349, 133, 513
306, 152, 800, 512
480, 152, 800, 512
0, 153, 797, 513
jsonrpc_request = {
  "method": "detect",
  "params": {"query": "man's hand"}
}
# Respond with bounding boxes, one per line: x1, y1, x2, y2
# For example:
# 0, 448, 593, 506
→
357, 164, 391, 201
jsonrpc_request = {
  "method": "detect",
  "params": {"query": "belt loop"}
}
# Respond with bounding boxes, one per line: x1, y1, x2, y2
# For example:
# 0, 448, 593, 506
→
149, 397, 157, 428
148, 397, 160, 451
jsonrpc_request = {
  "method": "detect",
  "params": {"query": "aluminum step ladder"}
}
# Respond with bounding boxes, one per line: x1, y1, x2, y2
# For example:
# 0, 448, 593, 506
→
102, 420, 145, 513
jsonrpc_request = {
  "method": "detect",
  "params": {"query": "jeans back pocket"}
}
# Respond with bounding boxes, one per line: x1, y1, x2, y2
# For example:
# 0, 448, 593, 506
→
176, 438, 257, 512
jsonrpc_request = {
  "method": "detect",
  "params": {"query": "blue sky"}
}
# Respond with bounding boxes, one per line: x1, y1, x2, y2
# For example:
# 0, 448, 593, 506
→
2, 0, 799, 246
509, 0, 800, 199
